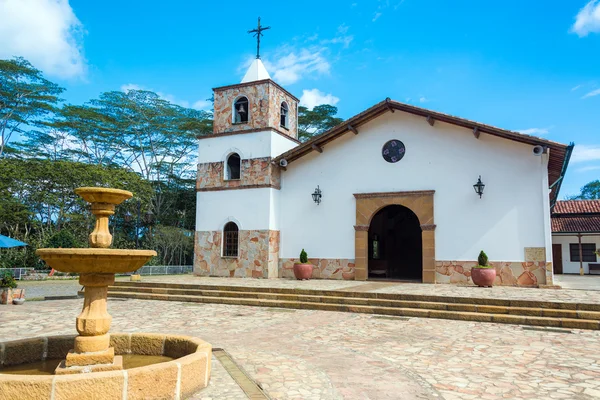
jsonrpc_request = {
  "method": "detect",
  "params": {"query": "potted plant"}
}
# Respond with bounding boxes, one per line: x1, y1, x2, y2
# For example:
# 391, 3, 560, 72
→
471, 250, 496, 287
293, 249, 313, 280
1, 271, 18, 305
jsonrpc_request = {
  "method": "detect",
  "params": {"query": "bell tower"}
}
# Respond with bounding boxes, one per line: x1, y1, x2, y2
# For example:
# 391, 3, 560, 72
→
194, 18, 298, 279
212, 58, 299, 140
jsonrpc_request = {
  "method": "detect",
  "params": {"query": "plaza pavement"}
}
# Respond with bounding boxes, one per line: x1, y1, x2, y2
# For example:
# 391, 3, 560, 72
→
2, 294, 600, 399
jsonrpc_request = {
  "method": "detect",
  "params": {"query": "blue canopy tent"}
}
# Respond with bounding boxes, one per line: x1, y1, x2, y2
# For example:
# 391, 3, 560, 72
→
0, 234, 27, 248
0, 235, 27, 280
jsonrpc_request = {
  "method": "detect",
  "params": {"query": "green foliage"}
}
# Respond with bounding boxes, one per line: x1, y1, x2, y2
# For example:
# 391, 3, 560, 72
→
569, 180, 600, 200
299, 249, 308, 264
298, 104, 344, 142
147, 225, 194, 266
0, 158, 153, 269
477, 250, 489, 267
46, 230, 81, 249
0, 271, 17, 289
0, 57, 64, 158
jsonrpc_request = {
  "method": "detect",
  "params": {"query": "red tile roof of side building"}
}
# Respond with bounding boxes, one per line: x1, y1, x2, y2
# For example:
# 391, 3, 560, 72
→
553, 200, 600, 215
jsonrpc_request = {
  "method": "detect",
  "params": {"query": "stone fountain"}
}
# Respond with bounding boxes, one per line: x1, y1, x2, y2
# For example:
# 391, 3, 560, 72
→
38, 187, 156, 374
0, 188, 212, 399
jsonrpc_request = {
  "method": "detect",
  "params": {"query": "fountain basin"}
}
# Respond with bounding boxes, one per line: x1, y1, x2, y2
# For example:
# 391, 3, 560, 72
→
35, 249, 157, 274
0, 333, 212, 400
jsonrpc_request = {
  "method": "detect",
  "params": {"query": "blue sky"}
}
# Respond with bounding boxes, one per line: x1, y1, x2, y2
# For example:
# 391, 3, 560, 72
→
1, 0, 600, 198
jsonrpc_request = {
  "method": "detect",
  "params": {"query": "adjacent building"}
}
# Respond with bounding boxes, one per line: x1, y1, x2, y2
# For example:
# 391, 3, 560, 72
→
552, 200, 600, 275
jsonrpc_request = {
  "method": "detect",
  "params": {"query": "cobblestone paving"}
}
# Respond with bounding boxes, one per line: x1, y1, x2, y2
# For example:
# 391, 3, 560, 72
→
190, 355, 248, 400
121, 275, 600, 304
2, 298, 600, 399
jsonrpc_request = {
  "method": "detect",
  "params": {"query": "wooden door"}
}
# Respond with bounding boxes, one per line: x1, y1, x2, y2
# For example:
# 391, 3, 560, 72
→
552, 244, 563, 274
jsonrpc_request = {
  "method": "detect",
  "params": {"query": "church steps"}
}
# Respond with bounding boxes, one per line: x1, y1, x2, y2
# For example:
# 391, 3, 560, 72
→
105, 290, 600, 330
108, 285, 600, 320
105, 283, 600, 327
111, 281, 600, 311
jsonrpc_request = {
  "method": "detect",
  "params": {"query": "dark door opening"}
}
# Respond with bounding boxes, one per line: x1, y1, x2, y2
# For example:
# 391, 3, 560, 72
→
368, 205, 422, 281
552, 244, 563, 274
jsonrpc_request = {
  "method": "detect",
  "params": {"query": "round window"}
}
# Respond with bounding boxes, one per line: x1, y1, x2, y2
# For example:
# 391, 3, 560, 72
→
382, 140, 406, 163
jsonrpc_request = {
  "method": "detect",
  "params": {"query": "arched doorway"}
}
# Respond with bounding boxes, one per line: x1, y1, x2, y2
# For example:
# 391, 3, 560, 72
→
368, 205, 423, 281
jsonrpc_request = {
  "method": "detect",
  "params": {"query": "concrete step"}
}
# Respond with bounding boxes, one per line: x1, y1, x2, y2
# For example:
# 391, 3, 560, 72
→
107, 285, 600, 321
106, 290, 600, 330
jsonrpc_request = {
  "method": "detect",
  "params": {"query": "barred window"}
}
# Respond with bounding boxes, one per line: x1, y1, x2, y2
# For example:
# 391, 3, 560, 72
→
570, 243, 597, 262
223, 222, 239, 257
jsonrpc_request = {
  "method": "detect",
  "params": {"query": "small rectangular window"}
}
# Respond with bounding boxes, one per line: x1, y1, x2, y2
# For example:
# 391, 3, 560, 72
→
569, 243, 597, 262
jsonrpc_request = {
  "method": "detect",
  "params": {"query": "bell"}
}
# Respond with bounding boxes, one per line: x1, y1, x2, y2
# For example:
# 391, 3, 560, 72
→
237, 104, 246, 114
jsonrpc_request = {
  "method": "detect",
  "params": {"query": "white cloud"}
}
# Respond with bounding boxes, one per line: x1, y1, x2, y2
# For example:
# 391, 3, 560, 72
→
583, 88, 600, 98
321, 25, 354, 49
192, 100, 212, 110
263, 48, 330, 85
299, 89, 340, 109
419, 96, 428, 103
571, 84, 582, 91
571, 144, 600, 163
577, 165, 600, 173
372, 12, 382, 22
121, 83, 210, 110
516, 127, 551, 136
0, 0, 86, 79
571, 0, 600, 37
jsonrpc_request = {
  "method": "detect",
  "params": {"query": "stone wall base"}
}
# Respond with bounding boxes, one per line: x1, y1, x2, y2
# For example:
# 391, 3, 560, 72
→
436, 261, 551, 286
194, 230, 279, 279
279, 258, 355, 280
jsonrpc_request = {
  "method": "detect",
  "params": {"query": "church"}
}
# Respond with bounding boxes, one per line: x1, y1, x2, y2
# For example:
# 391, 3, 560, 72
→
194, 35, 572, 286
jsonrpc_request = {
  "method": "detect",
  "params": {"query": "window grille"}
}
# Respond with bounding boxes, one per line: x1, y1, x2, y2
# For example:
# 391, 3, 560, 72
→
569, 243, 597, 262
223, 222, 239, 257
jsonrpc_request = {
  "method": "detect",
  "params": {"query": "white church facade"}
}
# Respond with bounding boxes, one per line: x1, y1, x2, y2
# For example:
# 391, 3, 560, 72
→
194, 58, 572, 286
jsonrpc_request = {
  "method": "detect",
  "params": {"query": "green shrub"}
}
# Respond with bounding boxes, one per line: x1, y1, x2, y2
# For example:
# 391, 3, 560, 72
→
478, 250, 489, 267
299, 249, 308, 264
0, 271, 17, 289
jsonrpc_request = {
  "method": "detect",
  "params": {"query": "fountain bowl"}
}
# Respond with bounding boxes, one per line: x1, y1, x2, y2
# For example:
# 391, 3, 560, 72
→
74, 187, 133, 205
0, 333, 212, 400
35, 248, 157, 274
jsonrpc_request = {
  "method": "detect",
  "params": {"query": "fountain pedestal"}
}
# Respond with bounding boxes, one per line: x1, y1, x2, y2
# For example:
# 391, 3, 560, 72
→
56, 273, 123, 374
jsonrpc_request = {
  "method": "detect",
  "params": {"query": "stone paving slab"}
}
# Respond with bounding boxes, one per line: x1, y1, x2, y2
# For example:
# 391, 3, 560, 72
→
116, 275, 600, 305
2, 298, 600, 399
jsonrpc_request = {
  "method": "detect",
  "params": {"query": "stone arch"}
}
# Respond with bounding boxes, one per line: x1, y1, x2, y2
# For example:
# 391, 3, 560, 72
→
354, 191, 436, 282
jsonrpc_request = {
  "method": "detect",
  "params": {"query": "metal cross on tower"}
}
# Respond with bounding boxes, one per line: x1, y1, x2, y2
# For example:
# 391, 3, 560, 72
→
248, 17, 270, 59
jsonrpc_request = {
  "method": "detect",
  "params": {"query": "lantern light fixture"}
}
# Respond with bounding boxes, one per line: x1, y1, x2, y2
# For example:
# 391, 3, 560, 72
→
312, 185, 322, 205
473, 176, 485, 198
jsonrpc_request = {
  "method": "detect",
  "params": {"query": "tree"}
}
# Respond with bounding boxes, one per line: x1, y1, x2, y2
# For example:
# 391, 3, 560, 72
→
570, 180, 600, 200
0, 57, 64, 157
298, 104, 344, 142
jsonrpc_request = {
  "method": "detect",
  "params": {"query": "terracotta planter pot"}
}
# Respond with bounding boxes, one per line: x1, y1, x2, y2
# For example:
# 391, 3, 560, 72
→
1, 288, 13, 305
293, 263, 313, 280
471, 267, 496, 287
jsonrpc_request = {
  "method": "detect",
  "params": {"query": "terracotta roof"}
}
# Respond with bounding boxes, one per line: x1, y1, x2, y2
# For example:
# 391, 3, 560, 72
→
553, 200, 600, 215
552, 216, 600, 233
274, 98, 572, 205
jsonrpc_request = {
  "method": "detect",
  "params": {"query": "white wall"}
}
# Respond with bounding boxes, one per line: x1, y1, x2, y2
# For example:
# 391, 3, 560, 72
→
198, 130, 298, 163
552, 234, 600, 274
196, 188, 279, 231
271, 132, 299, 158
279, 111, 549, 261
